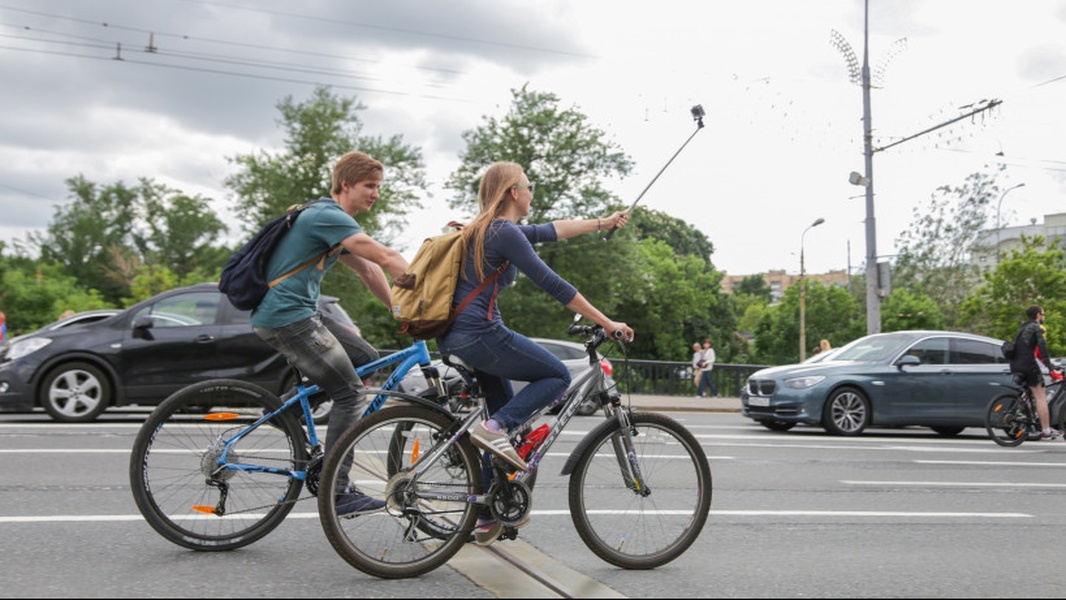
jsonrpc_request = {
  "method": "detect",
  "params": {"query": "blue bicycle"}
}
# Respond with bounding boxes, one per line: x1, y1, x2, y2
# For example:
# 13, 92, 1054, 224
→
128, 339, 469, 551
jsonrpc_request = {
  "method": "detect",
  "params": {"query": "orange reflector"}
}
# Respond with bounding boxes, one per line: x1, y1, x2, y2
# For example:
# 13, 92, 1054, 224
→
191, 505, 217, 514
204, 413, 241, 421
994, 404, 1003, 412
411, 439, 420, 464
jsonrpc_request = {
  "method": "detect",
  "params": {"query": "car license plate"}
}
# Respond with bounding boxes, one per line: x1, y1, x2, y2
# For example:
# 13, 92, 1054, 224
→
748, 397, 770, 407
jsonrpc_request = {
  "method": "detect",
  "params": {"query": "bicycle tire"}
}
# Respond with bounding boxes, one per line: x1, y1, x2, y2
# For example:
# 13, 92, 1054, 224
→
318, 404, 482, 579
129, 379, 307, 551
984, 393, 1028, 447
568, 411, 712, 569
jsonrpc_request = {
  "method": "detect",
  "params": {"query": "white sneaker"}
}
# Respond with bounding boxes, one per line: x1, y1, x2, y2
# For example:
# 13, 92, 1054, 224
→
470, 421, 528, 471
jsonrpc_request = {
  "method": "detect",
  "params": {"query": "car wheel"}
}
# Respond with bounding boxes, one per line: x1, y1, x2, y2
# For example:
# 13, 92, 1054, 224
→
930, 426, 964, 436
822, 387, 869, 436
758, 419, 796, 432
40, 361, 111, 423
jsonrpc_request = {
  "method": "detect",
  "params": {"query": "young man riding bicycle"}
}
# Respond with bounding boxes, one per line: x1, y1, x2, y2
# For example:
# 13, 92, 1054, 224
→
251, 151, 408, 515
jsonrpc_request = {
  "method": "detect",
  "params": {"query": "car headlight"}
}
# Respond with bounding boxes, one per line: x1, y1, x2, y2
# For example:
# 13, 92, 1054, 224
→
6, 337, 52, 361
784, 375, 826, 389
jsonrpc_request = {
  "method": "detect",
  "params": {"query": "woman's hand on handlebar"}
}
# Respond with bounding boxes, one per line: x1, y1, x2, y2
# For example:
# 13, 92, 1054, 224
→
607, 321, 634, 342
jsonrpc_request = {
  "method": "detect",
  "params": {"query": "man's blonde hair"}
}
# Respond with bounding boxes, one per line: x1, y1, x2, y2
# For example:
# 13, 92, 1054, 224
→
332, 151, 383, 194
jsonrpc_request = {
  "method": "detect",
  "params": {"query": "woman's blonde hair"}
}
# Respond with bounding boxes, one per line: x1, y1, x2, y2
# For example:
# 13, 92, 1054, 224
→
461, 161, 524, 281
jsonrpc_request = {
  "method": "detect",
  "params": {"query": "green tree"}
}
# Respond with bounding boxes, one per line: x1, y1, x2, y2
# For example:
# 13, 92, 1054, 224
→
754, 281, 863, 364
733, 274, 772, 302
880, 289, 944, 332
226, 86, 427, 242
29, 175, 139, 303
612, 239, 731, 361
958, 235, 1066, 354
892, 168, 1003, 327
25, 176, 227, 306
446, 85, 633, 222
0, 263, 112, 334
631, 208, 714, 265
444, 86, 740, 361
224, 86, 429, 345
139, 181, 227, 281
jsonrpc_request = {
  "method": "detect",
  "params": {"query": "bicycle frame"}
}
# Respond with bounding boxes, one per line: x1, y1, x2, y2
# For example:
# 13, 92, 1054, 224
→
216, 339, 437, 481
401, 327, 644, 506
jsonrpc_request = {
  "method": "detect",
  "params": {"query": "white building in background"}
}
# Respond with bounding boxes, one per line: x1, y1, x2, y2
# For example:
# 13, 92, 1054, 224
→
972, 212, 1066, 270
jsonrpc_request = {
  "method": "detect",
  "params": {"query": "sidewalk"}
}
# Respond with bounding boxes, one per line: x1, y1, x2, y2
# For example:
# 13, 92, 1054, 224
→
624, 393, 741, 413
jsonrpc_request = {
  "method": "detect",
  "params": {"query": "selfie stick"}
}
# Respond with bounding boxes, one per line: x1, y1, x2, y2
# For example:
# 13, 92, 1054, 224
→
604, 104, 706, 241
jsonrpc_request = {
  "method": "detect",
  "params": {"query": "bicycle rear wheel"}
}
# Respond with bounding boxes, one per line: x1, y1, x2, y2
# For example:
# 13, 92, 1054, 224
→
568, 411, 712, 569
318, 404, 481, 579
985, 393, 1029, 447
129, 379, 307, 550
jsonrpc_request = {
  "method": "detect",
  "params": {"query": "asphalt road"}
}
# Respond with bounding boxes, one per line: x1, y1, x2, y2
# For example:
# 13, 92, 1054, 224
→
2, 407, 1064, 597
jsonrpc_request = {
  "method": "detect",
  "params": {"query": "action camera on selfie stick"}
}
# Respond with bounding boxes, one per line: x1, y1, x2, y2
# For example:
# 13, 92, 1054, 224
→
604, 104, 706, 241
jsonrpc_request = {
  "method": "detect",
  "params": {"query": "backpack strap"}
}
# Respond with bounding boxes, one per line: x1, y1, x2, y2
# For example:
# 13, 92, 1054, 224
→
267, 198, 343, 289
453, 261, 509, 318
268, 244, 343, 288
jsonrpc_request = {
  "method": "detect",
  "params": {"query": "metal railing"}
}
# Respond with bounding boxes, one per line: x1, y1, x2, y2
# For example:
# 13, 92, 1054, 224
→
375, 349, 768, 398
612, 360, 767, 397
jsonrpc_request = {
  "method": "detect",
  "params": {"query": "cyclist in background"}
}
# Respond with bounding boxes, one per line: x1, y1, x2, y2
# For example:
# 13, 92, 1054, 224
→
1008, 304, 1063, 439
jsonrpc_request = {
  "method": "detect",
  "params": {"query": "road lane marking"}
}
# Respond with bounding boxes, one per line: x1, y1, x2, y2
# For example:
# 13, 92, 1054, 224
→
0, 508, 1032, 524
843, 479, 1066, 489
915, 459, 1066, 467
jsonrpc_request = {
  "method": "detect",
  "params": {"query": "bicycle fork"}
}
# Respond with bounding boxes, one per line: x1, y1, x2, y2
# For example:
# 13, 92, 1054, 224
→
608, 409, 651, 497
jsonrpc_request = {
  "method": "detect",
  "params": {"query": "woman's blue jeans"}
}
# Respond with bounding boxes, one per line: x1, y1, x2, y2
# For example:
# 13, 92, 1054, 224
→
437, 323, 571, 432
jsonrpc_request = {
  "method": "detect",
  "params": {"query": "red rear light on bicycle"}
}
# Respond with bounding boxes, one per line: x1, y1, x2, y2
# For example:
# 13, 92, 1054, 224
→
600, 358, 613, 377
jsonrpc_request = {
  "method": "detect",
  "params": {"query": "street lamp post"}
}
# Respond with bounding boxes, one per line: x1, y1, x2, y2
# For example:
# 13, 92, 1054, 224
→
800, 217, 826, 362
995, 183, 1026, 263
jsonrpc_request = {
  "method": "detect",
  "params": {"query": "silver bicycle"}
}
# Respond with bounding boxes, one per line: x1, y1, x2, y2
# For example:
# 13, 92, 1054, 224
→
316, 315, 713, 579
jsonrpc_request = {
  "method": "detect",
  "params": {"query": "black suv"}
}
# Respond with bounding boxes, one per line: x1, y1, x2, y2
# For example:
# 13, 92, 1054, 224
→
0, 283, 357, 422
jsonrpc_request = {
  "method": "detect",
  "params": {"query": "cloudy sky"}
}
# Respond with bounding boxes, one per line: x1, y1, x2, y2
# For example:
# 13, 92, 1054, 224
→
2, 0, 1064, 278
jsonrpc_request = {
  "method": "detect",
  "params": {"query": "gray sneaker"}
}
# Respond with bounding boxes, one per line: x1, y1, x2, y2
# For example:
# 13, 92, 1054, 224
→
470, 421, 528, 471
1040, 428, 1063, 440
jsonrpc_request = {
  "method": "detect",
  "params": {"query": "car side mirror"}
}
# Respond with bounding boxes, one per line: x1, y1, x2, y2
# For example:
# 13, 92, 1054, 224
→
896, 355, 920, 369
132, 316, 155, 340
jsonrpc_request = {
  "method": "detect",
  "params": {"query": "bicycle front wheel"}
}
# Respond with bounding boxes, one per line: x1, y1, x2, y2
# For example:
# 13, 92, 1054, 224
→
129, 379, 307, 551
318, 404, 482, 579
985, 393, 1028, 447
568, 411, 712, 569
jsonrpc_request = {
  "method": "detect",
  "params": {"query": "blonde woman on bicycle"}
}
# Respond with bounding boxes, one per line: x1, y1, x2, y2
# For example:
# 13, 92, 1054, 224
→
435, 161, 632, 544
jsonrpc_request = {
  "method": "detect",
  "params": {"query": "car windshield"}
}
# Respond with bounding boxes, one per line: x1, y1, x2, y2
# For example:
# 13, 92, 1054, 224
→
831, 333, 915, 363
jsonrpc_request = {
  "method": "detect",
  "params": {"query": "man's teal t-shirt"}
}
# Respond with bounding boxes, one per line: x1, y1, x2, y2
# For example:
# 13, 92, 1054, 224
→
251, 200, 361, 328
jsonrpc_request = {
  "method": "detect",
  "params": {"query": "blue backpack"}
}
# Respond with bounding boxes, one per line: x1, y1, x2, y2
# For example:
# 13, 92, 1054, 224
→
218, 199, 341, 311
